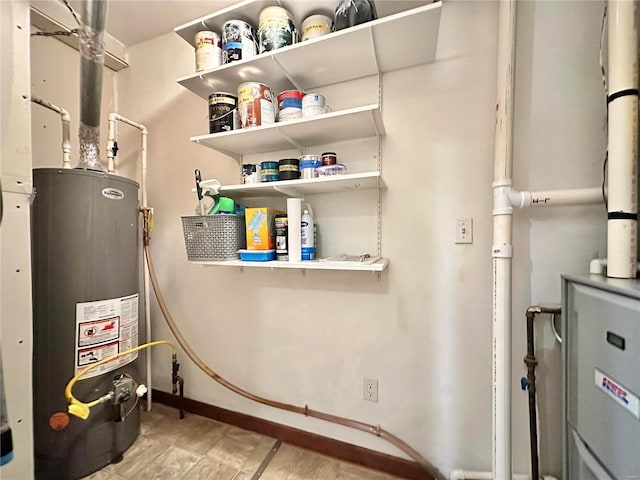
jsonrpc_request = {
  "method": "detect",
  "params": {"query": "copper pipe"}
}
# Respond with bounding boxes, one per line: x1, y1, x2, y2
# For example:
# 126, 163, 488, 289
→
141, 210, 442, 479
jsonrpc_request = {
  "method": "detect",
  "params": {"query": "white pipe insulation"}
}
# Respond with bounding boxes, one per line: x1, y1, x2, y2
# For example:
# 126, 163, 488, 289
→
606, 0, 638, 279
30, 96, 72, 169
107, 112, 152, 411
492, 1, 517, 478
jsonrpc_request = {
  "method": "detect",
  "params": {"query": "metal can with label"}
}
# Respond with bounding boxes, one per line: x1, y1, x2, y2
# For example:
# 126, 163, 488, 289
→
238, 82, 276, 128
222, 20, 257, 64
195, 31, 222, 72
258, 6, 297, 54
208, 92, 239, 133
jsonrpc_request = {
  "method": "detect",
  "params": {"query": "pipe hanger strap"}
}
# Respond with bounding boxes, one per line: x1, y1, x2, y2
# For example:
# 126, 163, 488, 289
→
607, 88, 639, 103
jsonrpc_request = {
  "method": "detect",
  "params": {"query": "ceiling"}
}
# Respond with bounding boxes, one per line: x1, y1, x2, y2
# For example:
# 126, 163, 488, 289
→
40, 0, 239, 47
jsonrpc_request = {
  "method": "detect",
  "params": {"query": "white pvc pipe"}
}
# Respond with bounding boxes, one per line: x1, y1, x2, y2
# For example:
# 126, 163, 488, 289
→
449, 470, 558, 480
108, 113, 151, 411
607, 0, 638, 279
106, 116, 116, 173
509, 187, 604, 208
492, 2, 516, 479
31, 96, 72, 168
589, 258, 640, 275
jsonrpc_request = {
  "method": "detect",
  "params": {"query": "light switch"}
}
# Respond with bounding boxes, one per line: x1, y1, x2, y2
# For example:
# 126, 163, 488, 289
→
456, 217, 473, 244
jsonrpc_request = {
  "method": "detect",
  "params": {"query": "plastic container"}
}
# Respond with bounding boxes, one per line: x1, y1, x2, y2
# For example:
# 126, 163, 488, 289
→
239, 249, 276, 261
321, 151, 337, 165
260, 161, 280, 182
317, 164, 347, 176
278, 158, 299, 180
301, 209, 315, 260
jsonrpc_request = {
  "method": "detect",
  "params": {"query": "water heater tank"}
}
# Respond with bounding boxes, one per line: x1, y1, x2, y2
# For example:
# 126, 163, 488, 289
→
31, 168, 145, 479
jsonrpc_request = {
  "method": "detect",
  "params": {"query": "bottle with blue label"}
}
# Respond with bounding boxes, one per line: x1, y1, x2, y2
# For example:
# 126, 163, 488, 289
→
301, 209, 315, 260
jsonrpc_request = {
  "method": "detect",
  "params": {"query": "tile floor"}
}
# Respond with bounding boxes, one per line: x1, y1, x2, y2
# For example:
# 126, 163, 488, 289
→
84, 403, 405, 480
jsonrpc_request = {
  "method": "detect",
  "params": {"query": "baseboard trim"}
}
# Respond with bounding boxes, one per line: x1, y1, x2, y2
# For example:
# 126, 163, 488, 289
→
152, 389, 437, 480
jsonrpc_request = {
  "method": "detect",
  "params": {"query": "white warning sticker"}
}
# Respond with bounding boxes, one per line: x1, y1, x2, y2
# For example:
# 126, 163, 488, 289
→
75, 294, 139, 379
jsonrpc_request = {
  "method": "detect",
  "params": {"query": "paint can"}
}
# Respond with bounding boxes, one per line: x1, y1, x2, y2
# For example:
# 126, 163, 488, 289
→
260, 161, 279, 182
299, 155, 321, 179
278, 158, 300, 180
195, 31, 222, 71
208, 92, 239, 133
238, 82, 276, 128
275, 214, 288, 261
302, 93, 331, 118
222, 20, 257, 64
242, 164, 260, 184
321, 152, 337, 166
258, 6, 297, 54
277, 90, 304, 121
301, 14, 333, 41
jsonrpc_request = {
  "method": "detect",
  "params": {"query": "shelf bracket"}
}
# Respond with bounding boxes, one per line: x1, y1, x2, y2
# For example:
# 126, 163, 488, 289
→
193, 139, 241, 164
276, 127, 304, 152
272, 184, 303, 197
272, 54, 303, 92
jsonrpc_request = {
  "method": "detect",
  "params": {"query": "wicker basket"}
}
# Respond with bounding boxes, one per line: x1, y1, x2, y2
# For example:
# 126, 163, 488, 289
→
181, 215, 246, 261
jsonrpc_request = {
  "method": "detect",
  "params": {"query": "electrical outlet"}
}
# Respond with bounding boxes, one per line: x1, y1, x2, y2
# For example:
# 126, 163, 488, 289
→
363, 377, 378, 402
455, 217, 473, 244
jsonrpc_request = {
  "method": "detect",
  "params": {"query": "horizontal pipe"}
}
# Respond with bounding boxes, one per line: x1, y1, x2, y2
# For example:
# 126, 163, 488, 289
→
510, 187, 603, 208
30, 96, 72, 168
589, 258, 640, 275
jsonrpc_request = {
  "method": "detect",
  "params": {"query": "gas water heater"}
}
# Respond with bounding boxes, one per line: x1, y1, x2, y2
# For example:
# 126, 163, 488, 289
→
31, 168, 145, 479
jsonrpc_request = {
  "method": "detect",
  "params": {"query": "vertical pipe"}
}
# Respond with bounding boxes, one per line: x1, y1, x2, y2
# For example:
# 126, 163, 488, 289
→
141, 130, 152, 410
492, 1, 517, 479
524, 311, 539, 480
607, 0, 638, 278
77, 0, 107, 171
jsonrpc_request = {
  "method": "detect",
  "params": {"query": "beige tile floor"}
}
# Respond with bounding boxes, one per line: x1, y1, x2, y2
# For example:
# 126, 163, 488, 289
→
84, 403, 404, 480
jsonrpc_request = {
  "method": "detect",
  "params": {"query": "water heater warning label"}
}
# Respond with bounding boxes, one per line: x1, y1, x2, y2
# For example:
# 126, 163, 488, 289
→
75, 294, 139, 379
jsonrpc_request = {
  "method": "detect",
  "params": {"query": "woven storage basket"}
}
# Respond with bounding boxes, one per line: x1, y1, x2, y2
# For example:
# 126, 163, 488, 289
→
181, 215, 246, 261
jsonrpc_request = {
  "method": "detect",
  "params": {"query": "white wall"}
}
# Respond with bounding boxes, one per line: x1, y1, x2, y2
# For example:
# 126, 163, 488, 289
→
27, 1, 610, 478
1, 2, 35, 479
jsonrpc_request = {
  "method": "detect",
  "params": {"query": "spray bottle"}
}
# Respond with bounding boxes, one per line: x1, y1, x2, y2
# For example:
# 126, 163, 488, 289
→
301, 209, 315, 260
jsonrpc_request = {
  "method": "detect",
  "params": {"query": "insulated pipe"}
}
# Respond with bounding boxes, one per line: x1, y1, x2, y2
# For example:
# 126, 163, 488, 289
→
492, 1, 517, 479
107, 112, 151, 410
509, 187, 604, 209
30, 96, 72, 169
77, 0, 107, 171
607, 0, 638, 278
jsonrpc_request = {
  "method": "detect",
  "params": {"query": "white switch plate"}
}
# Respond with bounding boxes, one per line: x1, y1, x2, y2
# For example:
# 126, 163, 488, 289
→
455, 217, 473, 244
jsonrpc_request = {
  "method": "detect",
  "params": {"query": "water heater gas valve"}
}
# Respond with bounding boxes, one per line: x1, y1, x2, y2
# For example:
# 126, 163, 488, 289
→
112, 376, 134, 406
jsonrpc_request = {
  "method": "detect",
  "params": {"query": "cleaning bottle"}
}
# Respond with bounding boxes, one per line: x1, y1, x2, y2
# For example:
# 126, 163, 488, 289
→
301, 209, 315, 261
